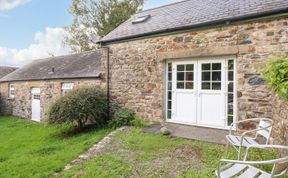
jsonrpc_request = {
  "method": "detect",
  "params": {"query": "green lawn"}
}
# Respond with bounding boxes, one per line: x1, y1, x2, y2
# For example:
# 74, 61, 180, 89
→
0, 117, 283, 178
60, 128, 280, 178
0, 116, 111, 178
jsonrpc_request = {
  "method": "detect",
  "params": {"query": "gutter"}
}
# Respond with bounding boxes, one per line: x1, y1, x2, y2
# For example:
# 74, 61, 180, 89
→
100, 46, 111, 120
98, 8, 288, 45
0, 76, 102, 83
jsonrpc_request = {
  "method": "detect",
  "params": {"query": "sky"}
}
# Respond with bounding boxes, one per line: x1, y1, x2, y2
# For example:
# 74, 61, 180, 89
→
0, 0, 178, 67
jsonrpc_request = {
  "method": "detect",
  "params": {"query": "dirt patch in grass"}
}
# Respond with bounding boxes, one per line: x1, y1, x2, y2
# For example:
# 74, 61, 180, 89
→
97, 143, 203, 177
60, 128, 208, 178
56, 128, 281, 178
174, 145, 202, 160
71, 169, 86, 178
141, 145, 204, 177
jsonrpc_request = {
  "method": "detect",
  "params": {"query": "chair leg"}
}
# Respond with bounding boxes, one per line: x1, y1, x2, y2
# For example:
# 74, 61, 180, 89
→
225, 142, 230, 158
237, 146, 242, 160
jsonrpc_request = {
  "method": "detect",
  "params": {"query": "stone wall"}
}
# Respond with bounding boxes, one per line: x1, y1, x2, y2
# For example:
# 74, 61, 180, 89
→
105, 16, 288, 132
0, 78, 105, 120
272, 94, 288, 145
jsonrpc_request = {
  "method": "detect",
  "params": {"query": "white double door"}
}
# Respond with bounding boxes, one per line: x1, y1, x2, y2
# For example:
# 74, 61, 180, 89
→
31, 88, 41, 122
171, 59, 226, 128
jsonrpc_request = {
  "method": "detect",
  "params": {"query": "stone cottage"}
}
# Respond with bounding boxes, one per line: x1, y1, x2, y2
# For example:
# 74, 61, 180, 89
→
0, 66, 18, 114
0, 51, 105, 121
98, 0, 288, 143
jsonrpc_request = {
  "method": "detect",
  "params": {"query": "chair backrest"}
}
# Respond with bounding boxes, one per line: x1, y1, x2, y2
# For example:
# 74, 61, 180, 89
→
256, 118, 273, 143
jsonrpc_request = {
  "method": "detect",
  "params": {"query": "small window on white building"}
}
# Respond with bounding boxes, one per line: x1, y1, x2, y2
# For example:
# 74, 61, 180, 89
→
9, 83, 15, 98
61, 83, 74, 95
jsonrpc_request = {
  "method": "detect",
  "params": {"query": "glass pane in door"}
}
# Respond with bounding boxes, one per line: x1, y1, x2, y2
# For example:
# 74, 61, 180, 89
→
176, 64, 194, 90
227, 59, 235, 126
201, 62, 222, 90
167, 63, 173, 119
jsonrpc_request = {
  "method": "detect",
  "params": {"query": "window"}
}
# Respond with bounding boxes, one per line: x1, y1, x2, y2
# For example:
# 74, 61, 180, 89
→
227, 60, 235, 126
9, 83, 15, 98
33, 94, 40, 100
61, 83, 74, 95
201, 63, 222, 90
132, 15, 151, 24
167, 63, 172, 119
176, 64, 194, 90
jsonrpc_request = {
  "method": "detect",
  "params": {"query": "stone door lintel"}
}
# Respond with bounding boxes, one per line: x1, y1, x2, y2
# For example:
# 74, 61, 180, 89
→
157, 45, 252, 61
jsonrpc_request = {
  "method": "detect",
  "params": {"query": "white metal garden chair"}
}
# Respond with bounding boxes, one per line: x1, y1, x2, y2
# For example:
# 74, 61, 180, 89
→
216, 145, 288, 178
226, 118, 273, 160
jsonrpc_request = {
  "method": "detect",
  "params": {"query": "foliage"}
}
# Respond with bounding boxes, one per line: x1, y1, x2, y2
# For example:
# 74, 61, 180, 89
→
130, 116, 147, 127
261, 53, 288, 100
48, 87, 108, 128
64, 0, 145, 52
0, 116, 110, 178
109, 108, 137, 128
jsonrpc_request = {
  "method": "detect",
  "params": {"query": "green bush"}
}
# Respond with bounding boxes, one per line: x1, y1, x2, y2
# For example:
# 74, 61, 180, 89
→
109, 108, 138, 128
47, 87, 108, 128
130, 117, 147, 127
261, 53, 288, 100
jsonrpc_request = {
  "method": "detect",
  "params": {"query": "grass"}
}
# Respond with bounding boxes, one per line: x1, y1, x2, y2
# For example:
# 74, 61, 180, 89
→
0, 116, 111, 178
60, 128, 282, 178
1, 117, 284, 178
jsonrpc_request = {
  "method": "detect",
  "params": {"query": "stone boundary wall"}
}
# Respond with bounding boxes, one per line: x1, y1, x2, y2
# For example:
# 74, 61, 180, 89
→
0, 78, 105, 120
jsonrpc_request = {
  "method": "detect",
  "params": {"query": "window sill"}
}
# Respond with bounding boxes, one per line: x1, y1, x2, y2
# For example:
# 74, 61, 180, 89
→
7, 97, 15, 100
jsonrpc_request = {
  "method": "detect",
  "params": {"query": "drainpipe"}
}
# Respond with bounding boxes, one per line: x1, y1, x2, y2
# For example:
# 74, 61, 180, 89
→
101, 45, 110, 120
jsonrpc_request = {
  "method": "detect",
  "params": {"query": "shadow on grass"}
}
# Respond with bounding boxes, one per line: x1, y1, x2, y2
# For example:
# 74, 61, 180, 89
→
51, 123, 110, 139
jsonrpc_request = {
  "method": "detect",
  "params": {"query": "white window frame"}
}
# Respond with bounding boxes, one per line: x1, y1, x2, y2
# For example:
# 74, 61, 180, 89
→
9, 83, 15, 98
61, 83, 74, 95
225, 58, 237, 128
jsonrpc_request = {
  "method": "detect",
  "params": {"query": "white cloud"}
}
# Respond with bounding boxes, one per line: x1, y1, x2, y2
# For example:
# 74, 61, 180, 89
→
0, 27, 71, 67
0, 0, 31, 10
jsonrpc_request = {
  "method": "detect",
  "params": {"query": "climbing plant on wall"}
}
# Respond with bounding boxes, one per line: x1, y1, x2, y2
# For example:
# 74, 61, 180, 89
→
261, 53, 288, 100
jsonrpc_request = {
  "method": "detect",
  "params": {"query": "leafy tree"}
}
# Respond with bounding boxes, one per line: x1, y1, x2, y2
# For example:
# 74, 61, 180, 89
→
64, 0, 145, 52
261, 53, 288, 100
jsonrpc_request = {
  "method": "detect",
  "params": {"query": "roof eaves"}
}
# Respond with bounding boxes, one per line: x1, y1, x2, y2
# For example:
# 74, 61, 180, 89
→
0, 75, 102, 83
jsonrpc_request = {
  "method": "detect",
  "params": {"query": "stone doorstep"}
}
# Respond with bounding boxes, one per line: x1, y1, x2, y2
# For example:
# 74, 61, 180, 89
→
144, 123, 229, 145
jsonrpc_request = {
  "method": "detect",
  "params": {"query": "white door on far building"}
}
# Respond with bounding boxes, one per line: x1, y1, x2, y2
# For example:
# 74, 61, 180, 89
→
31, 88, 41, 122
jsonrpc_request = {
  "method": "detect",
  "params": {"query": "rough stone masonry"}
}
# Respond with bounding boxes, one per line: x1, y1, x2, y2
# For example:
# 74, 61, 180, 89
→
103, 16, 288, 144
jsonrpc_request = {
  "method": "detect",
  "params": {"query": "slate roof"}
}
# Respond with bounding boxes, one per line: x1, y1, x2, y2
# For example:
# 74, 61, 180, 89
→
0, 51, 102, 82
0, 67, 18, 79
100, 0, 288, 43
